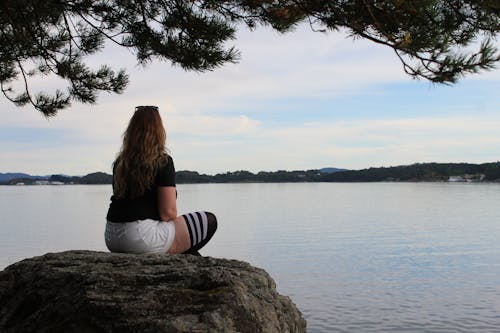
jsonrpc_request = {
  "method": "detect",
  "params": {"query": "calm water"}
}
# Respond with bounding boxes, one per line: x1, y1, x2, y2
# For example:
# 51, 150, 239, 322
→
1, 183, 500, 332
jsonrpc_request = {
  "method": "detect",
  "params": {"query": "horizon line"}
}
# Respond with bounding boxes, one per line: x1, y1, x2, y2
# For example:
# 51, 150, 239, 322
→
2, 160, 500, 178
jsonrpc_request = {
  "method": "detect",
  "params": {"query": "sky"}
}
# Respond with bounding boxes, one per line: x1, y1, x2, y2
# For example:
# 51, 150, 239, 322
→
1, 25, 499, 176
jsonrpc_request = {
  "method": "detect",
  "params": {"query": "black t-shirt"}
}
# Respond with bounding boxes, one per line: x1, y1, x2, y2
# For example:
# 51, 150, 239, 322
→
106, 155, 176, 223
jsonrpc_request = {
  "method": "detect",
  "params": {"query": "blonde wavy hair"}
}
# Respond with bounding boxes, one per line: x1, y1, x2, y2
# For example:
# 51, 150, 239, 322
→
113, 106, 168, 199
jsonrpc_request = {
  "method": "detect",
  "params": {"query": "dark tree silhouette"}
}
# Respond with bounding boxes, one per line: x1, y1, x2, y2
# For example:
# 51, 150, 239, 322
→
1, 0, 498, 116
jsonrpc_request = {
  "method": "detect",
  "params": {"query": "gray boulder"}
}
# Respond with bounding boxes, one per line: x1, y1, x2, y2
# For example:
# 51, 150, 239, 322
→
0, 250, 306, 333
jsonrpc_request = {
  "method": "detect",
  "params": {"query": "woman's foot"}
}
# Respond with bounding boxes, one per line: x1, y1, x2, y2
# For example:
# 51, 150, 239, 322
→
183, 248, 202, 256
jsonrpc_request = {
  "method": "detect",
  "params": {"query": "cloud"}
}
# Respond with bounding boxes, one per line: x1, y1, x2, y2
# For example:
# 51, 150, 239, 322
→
168, 115, 500, 173
260, 116, 500, 168
0, 141, 117, 175
0, 23, 498, 174
169, 114, 259, 136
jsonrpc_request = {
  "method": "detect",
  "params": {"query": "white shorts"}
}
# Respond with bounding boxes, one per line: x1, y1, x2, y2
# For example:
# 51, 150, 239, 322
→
105, 219, 176, 254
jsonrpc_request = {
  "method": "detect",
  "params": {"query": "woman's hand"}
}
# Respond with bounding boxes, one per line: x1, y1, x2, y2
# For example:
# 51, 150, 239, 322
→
157, 186, 177, 221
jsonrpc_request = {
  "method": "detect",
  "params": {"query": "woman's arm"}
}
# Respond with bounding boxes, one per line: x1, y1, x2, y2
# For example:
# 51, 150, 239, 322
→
158, 186, 177, 221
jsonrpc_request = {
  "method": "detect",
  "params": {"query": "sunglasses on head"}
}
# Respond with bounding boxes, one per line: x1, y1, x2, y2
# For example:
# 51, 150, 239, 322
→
135, 105, 159, 112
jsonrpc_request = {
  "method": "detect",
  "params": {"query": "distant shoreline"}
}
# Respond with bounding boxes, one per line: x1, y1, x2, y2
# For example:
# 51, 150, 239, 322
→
2, 162, 500, 185
3, 181, 500, 186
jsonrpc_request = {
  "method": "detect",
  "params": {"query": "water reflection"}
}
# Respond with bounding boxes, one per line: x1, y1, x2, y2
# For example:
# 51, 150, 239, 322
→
1, 183, 500, 332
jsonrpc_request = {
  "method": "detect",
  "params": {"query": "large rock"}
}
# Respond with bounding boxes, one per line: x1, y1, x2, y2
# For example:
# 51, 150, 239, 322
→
0, 250, 306, 333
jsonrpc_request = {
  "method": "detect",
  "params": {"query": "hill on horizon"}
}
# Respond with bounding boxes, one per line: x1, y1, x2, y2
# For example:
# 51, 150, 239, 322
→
319, 167, 347, 173
0, 173, 49, 182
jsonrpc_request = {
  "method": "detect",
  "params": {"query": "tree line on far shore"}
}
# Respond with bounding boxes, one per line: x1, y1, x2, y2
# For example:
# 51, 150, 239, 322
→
320, 162, 500, 182
3, 162, 500, 185
177, 162, 500, 183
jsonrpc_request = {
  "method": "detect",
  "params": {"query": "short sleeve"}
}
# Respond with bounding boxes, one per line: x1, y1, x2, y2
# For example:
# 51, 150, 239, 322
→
156, 155, 176, 187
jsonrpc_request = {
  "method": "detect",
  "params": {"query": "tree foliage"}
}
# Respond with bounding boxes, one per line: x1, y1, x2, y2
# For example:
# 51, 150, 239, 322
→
176, 162, 500, 183
1, 0, 499, 116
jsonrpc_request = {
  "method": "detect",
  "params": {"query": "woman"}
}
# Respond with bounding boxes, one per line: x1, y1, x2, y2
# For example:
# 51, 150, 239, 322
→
105, 105, 217, 255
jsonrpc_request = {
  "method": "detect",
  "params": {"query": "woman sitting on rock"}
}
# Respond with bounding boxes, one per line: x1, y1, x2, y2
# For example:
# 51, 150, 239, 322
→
105, 105, 217, 255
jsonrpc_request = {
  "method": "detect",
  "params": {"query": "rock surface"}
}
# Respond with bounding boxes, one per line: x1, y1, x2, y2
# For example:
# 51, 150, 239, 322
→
0, 250, 306, 333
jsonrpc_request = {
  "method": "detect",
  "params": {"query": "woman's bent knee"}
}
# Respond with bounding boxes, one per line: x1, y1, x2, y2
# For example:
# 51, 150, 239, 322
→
205, 212, 217, 236
206, 212, 217, 226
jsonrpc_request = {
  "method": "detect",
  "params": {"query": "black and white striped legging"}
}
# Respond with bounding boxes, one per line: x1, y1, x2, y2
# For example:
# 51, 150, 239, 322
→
181, 211, 217, 255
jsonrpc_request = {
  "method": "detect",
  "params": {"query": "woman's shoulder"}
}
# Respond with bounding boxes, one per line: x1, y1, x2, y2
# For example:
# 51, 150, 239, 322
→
157, 154, 174, 172
156, 153, 172, 165
156, 154, 176, 186
161, 154, 174, 168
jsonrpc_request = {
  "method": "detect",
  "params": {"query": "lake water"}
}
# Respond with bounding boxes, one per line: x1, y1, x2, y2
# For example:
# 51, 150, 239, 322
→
1, 183, 500, 332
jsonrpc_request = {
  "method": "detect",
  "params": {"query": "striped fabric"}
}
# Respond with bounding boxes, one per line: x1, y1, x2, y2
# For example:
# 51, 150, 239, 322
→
183, 212, 208, 246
